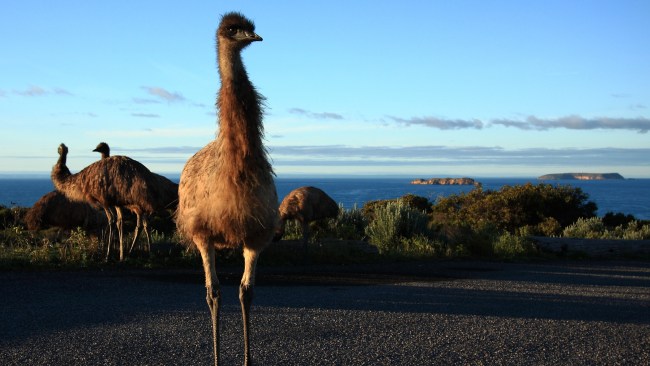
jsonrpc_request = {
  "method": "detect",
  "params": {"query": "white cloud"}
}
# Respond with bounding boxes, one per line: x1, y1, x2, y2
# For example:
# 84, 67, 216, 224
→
12, 86, 72, 97
288, 108, 343, 120
389, 116, 484, 130
491, 115, 650, 133
269, 145, 650, 167
141, 86, 185, 103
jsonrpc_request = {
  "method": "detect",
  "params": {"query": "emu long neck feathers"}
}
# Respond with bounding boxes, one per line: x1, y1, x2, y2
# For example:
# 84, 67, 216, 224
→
51, 146, 85, 204
216, 41, 269, 177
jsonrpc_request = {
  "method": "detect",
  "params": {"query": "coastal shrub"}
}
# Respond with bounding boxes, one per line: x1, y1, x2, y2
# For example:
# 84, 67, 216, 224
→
618, 221, 650, 240
58, 227, 101, 265
401, 234, 447, 257
602, 212, 636, 228
562, 217, 650, 240
563, 217, 607, 239
0, 205, 28, 229
362, 194, 432, 221
493, 232, 537, 258
439, 222, 498, 257
275, 205, 368, 243
365, 201, 432, 255
326, 205, 367, 240
431, 183, 597, 233
535, 217, 563, 236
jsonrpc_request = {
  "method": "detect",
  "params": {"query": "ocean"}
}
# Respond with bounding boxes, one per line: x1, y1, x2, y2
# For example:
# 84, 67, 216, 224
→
1, 176, 649, 220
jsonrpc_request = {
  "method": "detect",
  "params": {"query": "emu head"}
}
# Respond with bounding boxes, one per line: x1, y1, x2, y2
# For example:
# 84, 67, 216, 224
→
58, 143, 68, 156
217, 12, 262, 50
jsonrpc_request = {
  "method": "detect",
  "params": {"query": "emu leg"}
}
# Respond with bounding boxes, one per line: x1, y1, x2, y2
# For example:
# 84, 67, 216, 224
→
116, 207, 125, 261
240, 247, 260, 366
103, 208, 115, 261
143, 215, 151, 253
198, 242, 220, 366
129, 213, 142, 254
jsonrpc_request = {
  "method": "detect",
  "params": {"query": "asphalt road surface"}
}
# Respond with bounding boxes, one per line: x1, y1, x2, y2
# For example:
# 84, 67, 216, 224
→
1, 260, 649, 365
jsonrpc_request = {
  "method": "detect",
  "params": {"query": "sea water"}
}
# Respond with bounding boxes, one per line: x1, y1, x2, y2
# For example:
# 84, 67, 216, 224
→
1, 176, 648, 219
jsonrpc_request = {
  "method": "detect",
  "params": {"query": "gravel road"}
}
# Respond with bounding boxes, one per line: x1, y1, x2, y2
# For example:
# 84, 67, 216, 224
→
1, 260, 649, 365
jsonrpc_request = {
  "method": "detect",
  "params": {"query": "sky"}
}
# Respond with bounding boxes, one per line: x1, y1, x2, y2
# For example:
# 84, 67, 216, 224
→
2, 0, 649, 178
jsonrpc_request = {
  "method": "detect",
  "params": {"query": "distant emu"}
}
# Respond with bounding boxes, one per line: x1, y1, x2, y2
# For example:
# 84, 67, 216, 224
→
176, 12, 278, 366
51, 143, 178, 261
275, 186, 339, 248
24, 190, 105, 233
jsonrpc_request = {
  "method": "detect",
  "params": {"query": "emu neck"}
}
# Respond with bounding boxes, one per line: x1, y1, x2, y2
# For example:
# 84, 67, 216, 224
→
217, 44, 265, 171
51, 153, 72, 189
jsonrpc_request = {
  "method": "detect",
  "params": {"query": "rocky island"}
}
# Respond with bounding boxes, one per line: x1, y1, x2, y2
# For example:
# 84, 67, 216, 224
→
538, 173, 625, 180
411, 177, 481, 186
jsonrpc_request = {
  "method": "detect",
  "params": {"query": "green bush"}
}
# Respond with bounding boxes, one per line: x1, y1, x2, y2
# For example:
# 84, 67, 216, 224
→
432, 183, 597, 233
602, 212, 636, 228
362, 194, 432, 221
440, 222, 498, 257
365, 201, 431, 255
326, 205, 367, 240
493, 232, 537, 259
563, 217, 650, 240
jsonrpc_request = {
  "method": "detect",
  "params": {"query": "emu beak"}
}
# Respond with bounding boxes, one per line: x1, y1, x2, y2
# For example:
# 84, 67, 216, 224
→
246, 31, 263, 42
236, 30, 263, 42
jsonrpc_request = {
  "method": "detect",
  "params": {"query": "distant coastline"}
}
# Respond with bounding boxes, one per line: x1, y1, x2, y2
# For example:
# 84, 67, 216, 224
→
411, 177, 480, 186
538, 173, 625, 180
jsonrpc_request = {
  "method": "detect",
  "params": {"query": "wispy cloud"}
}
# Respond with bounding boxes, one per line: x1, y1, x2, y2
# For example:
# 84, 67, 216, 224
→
491, 115, 650, 133
141, 86, 185, 103
133, 97, 161, 104
389, 116, 484, 130
131, 113, 160, 118
630, 104, 646, 111
269, 145, 650, 167
13, 85, 72, 97
386, 114, 650, 133
289, 108, 343, 120
53, 87, 72, 96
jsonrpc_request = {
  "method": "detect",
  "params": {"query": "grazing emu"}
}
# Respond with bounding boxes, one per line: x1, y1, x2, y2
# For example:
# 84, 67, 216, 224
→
25, 190, 105, 233
176, 12, 278, 366
275, 186, 339, 250
91, 141, 177, 254
51, 143, 178, 261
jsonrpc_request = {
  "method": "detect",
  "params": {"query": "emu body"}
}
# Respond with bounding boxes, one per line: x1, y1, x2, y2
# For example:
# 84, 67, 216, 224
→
92, 142, 178, 254
176, 12, 278, 366
275, 186, 339, 248
51, 143, 178, 260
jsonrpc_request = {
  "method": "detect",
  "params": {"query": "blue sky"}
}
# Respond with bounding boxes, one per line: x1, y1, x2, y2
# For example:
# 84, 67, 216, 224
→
2, 0, 649, 178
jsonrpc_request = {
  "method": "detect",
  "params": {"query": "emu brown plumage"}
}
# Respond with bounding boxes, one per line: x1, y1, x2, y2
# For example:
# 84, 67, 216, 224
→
275, 186, 339, 247
25, 190, 105, 233
51, 143, 178, 261
176, 12, 277, 366
92, 142, 177, 254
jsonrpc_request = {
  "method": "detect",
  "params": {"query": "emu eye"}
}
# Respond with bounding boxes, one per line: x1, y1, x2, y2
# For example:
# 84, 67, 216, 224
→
227, 27, 237, 35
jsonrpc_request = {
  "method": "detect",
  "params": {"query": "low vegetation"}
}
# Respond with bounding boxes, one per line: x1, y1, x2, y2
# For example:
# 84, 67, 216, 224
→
1, 182, 648, 269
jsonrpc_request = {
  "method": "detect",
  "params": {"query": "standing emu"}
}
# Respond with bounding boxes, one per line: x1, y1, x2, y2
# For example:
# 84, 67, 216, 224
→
92, 141, 122, 252
275, 186, 339, 249
176, 12, 278, 366
51, 143, 178, 261
92, 141, 176, 253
